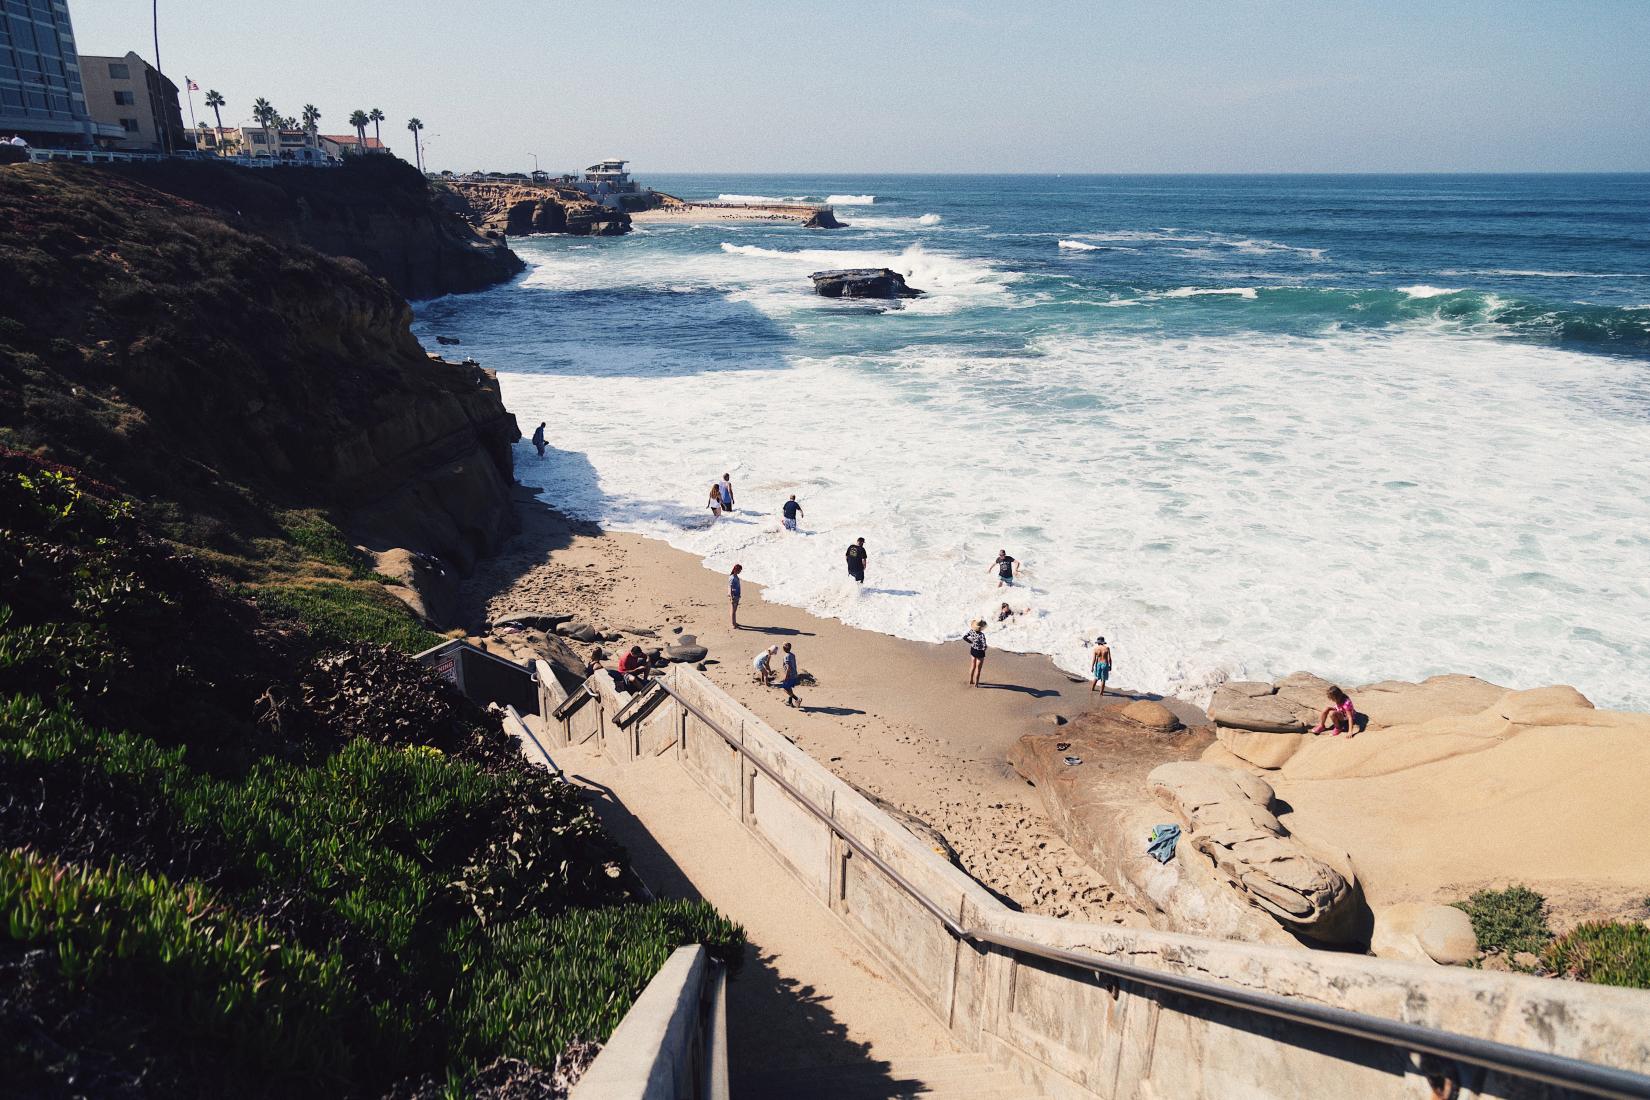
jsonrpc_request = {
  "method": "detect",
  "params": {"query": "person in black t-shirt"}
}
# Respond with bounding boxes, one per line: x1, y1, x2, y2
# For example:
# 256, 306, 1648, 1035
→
781, 495, 803, 532
845, 537, 867, 583
990, 550, 1017, 587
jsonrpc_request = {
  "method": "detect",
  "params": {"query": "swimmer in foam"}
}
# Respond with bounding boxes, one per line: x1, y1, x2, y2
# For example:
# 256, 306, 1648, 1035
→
991, 550, 1018, 587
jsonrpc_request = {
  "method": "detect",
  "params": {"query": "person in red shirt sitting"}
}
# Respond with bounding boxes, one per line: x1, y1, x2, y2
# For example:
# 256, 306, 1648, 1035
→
617, 645, 650, 692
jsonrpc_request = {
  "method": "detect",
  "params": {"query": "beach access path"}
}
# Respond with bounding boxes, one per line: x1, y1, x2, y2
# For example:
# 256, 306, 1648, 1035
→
462, 497, 1196, 921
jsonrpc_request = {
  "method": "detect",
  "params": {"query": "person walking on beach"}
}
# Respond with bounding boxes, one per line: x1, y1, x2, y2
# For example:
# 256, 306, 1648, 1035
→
846, 537, 867, 583
708, 484, 724, 520
781, 494, 803, 532
728, 563, 743, 628
531, 422, 547, 458
991, 550, 1017, 587
753, 644, 779, 685
964, 620, 988, 687
719, 473, 735, 514
1090, 636, 1112, 695
779, 641, 801, 707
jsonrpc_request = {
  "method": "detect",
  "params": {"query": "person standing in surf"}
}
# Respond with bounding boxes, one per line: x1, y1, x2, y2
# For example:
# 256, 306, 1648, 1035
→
782, 494, 803, 532
708, 484, 724, 520
531, 422, 547, 458
779, 642, 801, 707
991, 550, 1017, 587
1090, 636, 1112, 695
846, 537, 867, 583
964, 619, 988, 687
728, 563, 743, 628
720, 473, 735, 514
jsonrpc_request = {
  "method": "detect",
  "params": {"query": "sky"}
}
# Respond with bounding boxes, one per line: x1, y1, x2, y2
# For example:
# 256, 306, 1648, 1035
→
72, 0, 1650, 174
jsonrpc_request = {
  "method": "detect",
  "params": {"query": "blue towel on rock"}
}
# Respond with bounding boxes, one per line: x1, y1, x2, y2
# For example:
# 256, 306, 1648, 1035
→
1147, 824, 1181, 864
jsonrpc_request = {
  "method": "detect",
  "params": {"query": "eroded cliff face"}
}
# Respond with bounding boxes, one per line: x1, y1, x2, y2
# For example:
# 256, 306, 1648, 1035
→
0, 163, 516, 569
437, 179, 632, 237
111, 156, 525, 299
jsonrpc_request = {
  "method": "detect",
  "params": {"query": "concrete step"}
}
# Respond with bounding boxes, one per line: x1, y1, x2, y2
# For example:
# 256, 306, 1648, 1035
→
736, 1053, 1046, 1099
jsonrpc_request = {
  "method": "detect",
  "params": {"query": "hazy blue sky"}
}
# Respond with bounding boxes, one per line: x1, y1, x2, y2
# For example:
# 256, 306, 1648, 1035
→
74, 0, 1650, 174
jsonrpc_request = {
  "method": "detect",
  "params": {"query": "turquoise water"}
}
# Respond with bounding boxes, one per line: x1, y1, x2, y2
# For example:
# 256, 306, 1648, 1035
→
416, 174, 1650, 709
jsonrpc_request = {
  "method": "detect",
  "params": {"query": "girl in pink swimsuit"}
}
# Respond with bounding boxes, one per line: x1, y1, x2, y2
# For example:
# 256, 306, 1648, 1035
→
1312, 686, 1357, 736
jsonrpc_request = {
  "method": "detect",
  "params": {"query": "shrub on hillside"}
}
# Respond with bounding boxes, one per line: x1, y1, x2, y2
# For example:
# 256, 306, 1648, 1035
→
1543, 922, 1650, 990
1452, 885, 1553, 959
254, 581, 439, 653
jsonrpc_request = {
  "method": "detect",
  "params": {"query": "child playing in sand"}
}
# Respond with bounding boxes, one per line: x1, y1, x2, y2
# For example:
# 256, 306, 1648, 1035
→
779, 642, 801, 707
964, 620, 988, 686
753, 644, 778, 685
1312, 685, 1358, 736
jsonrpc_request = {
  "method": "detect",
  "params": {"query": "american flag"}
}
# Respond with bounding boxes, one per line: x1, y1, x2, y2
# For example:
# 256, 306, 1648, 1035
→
186, 77, 199, 91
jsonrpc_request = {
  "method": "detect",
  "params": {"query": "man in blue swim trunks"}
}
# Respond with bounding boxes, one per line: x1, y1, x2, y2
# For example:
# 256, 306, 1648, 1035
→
1090, 636, 1112, 695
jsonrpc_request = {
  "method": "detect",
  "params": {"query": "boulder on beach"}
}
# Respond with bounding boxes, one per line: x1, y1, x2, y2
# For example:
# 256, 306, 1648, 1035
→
1370, 902, 1479, 965
810, 268, 924, 299
664, 643, 708, 663
802, 208, 846, 229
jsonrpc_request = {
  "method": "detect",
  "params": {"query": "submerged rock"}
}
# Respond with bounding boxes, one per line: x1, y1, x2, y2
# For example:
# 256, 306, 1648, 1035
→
810, 268, 924, 299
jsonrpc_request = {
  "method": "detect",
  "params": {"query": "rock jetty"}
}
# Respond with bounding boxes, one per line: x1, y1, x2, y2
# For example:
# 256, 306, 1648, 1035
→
439, 178, 631, 237
810, 268, 924, 299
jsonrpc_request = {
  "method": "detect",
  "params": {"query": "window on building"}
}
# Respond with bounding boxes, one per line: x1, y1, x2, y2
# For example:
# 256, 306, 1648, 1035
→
108, 62, 130, 80
119, 117, 139, 133
113, 90, 135, 106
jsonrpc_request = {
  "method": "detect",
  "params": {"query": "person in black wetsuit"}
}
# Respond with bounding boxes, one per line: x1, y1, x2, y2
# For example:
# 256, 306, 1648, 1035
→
846, 537, 867, 583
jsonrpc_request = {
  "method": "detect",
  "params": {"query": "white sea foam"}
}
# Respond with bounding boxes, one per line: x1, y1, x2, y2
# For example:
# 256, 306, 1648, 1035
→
918, 213, 942, 226
826, 194, 876, 205
1439, 269, 1650, 279
716, 192, 808, 204
1063, 229, 1326, 261
1161, 286, 1259, 299
431, 233, 1650, 712
1398, 285, 1464, 299
1058, 239, 1102, 251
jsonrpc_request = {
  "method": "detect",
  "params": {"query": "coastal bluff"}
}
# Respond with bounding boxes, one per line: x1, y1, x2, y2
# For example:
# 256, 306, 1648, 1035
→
107, 155, 524, 299
0, 162, 517, 569
438, 177, 632, 237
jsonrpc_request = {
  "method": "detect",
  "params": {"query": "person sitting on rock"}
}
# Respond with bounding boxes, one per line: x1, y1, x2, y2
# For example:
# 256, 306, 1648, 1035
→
1312, 685, 1358, 736
617, 645, 650, 691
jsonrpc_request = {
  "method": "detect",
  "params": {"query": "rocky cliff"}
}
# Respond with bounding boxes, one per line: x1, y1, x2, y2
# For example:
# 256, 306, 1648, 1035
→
438, 179, 632, 237
110, 155, 524, 299
0, 162, 516, 569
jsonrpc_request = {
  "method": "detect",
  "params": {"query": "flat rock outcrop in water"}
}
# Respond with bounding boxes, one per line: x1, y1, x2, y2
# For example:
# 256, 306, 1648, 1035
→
440, 179, 632, 237
810, 268, 924, 299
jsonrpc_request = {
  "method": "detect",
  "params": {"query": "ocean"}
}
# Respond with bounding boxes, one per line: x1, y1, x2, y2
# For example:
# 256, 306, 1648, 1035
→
413, 174, 1650, 710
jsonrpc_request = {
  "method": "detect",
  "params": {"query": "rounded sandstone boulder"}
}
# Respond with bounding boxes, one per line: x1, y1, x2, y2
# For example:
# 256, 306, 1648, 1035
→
1122, 699, 1181, 730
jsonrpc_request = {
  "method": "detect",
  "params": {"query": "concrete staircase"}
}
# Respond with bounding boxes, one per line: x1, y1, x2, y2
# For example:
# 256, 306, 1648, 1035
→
737, 1053, 1048, 1099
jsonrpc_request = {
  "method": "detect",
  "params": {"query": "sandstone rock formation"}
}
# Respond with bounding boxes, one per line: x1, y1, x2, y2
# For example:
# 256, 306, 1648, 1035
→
113, 156, 523, 298
1147, 762, 1364, 944
810, 268, 925, 299
0, 163, 518, 575
1370, 902, 1479, 964
439, 179, 632, 238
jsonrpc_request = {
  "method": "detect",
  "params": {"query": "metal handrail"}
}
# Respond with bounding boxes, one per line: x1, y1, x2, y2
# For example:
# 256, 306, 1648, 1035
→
640, 676, 1650, 1100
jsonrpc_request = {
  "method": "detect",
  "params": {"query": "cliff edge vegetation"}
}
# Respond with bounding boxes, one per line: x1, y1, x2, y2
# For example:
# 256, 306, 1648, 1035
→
0, 163, 743, 1095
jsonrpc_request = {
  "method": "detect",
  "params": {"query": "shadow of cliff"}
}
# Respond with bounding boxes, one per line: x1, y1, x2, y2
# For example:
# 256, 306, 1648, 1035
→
567, 772, 903, 1097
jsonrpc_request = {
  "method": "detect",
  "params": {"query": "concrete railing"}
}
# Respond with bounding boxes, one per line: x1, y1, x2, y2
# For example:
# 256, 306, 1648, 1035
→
571, 945, 728, 1100
550, 667, 1650, 1100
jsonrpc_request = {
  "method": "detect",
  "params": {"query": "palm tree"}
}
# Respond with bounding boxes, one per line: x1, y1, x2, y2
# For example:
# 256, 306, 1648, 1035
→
204, 89, 225, 151
368, 107, 384, 147
406, 117, 424, 173
348, 109, 369, 154
301, 103, 320, 148
252, 97, 275, 157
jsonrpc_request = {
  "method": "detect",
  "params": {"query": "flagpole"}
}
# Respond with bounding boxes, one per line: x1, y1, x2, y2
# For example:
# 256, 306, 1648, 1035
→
184, 79, 198, 135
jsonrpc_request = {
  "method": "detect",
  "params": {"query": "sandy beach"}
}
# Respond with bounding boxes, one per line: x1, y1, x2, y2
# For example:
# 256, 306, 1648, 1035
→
459, 492, 1198, 922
